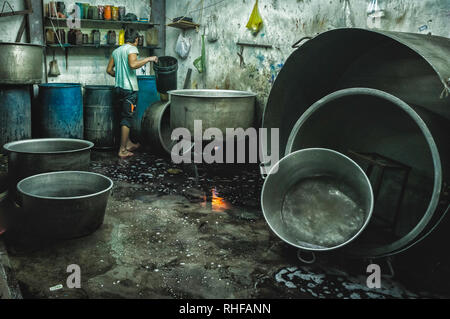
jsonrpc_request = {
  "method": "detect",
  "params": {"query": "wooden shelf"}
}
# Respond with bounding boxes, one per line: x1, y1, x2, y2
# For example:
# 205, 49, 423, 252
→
168, 20, 200, 30
44, 17, 157, 30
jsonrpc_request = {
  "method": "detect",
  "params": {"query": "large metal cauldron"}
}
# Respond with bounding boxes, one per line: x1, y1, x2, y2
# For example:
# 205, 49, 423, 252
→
3, 138, 93, 202
0, 42, 43, 84
169, 89, 256, 138
262, 28, 450, 167
285, 88, 449, 258
17, 171, 113, 239
261, 148, 373, 251
141, 100, 172, 154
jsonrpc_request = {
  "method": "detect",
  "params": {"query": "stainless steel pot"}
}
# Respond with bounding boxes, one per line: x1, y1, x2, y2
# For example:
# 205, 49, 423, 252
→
3, 138, 94, 202
141, 100, 173, 154
262, 28, 450, 169
168, 89, 256, 139
261, 148, 373, 251
285, 88, 449, 258
0, 42, 44, 84
17, 171, 113, 239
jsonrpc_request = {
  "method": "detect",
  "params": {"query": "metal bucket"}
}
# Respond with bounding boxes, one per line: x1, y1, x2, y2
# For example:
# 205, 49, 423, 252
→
261, 148, 373, 251
0, 42, 43, 84
37, 83, 84, 139
169, 89, 256, 139
0, 85, 32, 147
17, 171, 113, 239
262, 28, 450, 168
141, 100, 173, 155
84, 85, 117, 149
3, 138, 93, 203
285, 88, 449, 258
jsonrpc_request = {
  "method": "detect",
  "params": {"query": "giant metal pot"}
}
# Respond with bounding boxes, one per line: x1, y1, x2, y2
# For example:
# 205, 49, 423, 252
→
3, 138, 93, 202
17, 171, 113, 240
0, 42, 44, 84
168, 89, 256, 139
285, 88, 449, 258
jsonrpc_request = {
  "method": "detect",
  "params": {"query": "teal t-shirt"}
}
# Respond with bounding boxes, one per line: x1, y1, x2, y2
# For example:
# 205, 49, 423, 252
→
112, 44, 139, 91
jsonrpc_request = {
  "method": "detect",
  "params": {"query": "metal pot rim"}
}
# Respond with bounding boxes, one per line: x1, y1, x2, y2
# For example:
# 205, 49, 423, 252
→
0, 41, 44, 48
261, 147, 374, 252
285, 88, 443, 258
3, 138, 94, 154
168, 89, 257, 98
17, 171, 113, 201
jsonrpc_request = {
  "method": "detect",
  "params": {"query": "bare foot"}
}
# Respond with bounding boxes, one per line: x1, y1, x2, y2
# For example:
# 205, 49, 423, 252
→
118, 149, 134, 159
127, 141, 141, 152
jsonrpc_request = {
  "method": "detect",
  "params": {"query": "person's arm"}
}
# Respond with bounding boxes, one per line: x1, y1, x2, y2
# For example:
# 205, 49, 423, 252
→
128, 53, 158, 70
106, 57, 115, 77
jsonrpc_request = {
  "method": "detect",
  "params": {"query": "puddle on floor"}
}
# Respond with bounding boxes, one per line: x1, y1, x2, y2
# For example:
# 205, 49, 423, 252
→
90, 151, 262, 211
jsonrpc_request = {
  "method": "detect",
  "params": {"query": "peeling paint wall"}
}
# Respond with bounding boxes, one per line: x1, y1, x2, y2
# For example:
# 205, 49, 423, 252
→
0, 0, 154, 86
165, 0, 450, 125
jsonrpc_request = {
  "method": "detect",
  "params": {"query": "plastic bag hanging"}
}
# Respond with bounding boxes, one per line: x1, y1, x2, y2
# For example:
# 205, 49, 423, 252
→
246, 0, 263, 36
175, 33, 191, 59
193, 34, 206, 73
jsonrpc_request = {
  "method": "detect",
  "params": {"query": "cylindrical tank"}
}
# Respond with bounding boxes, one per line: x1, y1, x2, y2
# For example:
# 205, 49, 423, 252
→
0, 85, 32, 148
132, 76, 160, 141
285, 88, 450, 258
37, 83, 83, 139
84, 85, 117, 149
262, 28, 450, 167
141, 100, 172, 154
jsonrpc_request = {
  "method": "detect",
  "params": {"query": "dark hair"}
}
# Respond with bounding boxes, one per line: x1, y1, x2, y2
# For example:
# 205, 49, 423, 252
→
125, 29, 139, 43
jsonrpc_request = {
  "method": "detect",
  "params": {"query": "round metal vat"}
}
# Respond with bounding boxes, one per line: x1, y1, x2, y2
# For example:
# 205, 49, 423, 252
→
261, 148, 373, 251
285, 88, 449, 258
262, 28, 450, 167
132, 76, 160, 141
3, 138, 93, 203
84, 85, 117, 149
17, 171, 113, 239
37, 83, 83, 139
0, 85, 32, 147
0, 42, 43, 84
141, 100, 172, 154
169, 89, 256, 139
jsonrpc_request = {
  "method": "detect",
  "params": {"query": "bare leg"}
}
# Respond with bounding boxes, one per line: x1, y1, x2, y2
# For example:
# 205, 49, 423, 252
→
118, 126, 134, 158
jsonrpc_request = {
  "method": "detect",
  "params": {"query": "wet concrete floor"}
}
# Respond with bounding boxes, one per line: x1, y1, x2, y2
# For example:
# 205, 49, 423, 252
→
0, 151, 443, 299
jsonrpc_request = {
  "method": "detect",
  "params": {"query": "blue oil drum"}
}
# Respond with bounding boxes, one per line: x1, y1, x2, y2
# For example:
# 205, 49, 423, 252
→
0, 85, 32, 148
133, 75, 160, 141
37, 83, 83, 139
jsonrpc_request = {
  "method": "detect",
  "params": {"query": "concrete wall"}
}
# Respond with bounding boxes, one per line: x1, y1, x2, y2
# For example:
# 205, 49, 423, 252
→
0, 0, 156, 86
165, 0, 450, 125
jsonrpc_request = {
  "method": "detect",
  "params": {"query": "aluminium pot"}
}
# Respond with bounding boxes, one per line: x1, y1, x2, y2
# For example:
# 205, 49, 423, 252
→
168, 89, 256, 139
261, 148, 374, 252
285, 88, 450, 258
0, 42, 44, 84
3, 138, 93, 203
17, 171, 113, 239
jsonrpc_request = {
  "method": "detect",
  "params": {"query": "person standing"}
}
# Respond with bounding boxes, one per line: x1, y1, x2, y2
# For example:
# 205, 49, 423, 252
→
106, 29, 158, 158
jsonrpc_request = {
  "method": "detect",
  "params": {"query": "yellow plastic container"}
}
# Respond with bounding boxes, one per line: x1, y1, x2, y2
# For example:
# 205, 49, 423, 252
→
119, 29, 125, 45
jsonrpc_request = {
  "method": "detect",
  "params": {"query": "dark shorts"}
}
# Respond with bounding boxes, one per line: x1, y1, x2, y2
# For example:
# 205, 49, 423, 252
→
115, 87, 138, 128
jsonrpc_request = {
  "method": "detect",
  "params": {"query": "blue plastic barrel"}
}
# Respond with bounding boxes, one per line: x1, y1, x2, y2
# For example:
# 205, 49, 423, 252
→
0, 85, 32, 148
37, 83, 83, 139
133, 76, 160, 140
